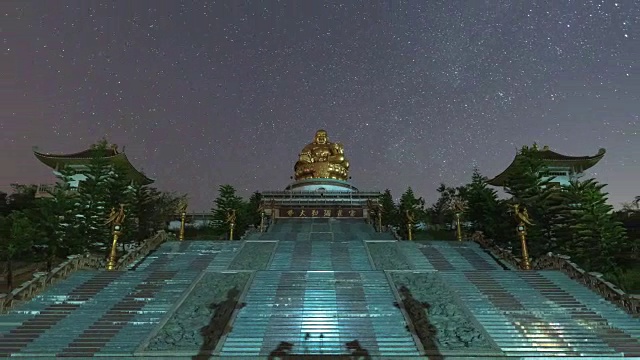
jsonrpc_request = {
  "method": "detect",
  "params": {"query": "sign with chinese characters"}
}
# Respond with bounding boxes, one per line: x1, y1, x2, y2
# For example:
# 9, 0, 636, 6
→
280, 207, 364, 218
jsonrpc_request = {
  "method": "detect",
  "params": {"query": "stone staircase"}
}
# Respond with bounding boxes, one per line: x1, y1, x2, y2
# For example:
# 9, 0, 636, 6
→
0, 218, 638, 358
220, 218, 421, 356
439, 270, 640, 357
220, 270, 419, 357
0, 241, 239, 357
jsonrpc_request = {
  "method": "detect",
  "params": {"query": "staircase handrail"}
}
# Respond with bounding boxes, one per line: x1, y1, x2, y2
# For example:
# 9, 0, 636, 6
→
471, 231, 640, 316
0, 230, 169, 313
111, 230, 169, 270
0, 253, 101, 313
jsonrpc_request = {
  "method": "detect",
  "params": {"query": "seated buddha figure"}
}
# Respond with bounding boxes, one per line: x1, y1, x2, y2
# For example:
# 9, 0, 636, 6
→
294, 130, 350, 181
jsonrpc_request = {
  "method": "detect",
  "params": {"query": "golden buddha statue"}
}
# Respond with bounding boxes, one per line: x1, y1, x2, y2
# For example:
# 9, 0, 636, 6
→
294, 129, 350, 181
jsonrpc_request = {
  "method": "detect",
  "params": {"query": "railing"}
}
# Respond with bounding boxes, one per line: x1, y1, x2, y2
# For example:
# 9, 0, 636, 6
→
0, 231, 169, 314
471, 231, 640, 316
110, 231, 169, 270
0, 254, 102, 313
35, 183, 79, 198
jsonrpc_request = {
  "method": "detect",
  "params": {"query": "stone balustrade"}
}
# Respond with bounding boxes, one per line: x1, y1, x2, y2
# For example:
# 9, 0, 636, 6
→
110, 231, 169, 270
0, 230, 169, 313
471, 231, 640, 316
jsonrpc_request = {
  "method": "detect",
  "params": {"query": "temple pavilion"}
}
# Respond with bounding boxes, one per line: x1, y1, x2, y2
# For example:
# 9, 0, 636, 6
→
487, 144, 606, 188
32, 143, 153, 196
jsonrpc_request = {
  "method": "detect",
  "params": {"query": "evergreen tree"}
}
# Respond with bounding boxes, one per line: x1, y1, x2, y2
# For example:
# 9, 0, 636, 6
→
428, 184, 457, 230
558, 179, 627, 272
48, 164, 86, 255
76, 139, 113, 250
502, 144, 559, 256
245, 191, 262, 228
130, 183, 152, 243
107, 164, 139, 249
1, 211, 39, 290
379, 189, 398, 229
463, 168, 513, 247
398, 187, 425, 239
6, 184, 37, 213
211, 185, 247, 239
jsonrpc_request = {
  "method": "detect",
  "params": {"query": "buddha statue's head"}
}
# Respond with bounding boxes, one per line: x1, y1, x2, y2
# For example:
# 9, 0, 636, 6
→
314, 129, 328, 145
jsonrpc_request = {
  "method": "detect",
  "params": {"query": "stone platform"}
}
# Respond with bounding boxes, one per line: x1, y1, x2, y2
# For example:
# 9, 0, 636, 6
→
0, 218, 638, 358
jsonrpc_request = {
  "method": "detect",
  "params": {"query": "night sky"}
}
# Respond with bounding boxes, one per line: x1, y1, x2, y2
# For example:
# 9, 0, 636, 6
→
3, 1, 638, 211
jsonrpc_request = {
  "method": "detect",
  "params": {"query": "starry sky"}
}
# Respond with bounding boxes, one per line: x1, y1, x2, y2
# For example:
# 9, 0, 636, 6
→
2, 1, 638, 211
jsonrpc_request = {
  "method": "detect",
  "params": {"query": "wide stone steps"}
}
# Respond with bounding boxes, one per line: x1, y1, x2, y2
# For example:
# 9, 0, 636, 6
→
220, 270, 420, 356
417, 242, 504, 271
268, 240, 372, 271
439, 270, 640, 357
0, 241, 230, 357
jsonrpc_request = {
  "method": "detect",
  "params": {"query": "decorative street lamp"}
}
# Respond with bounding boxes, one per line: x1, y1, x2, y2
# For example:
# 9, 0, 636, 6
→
511, 203, 533, 270
226, 209, 237, 240
406, 209, 415, 241
105, 204, 126, 271
451, 197, 467, 242
177, 200, 188, 242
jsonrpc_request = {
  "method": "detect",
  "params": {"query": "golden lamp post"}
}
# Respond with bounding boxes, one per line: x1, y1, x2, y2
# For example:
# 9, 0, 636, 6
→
512, 204, 533, 270
105, 204, 126, 271
406, 209, 415, 241
227, 209, 237, 240
177, 200, 188, 241
451, 197, 467, 242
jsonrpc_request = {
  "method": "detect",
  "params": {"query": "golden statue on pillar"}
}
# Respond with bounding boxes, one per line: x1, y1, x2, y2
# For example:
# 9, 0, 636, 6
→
451, 197, 467, 242
226, 209, 237, 240
511, 203, 533, 270
177, 199, 188, 241
405, 209, 415, 241
105, 204, 126, 270
294, 129, 350, 180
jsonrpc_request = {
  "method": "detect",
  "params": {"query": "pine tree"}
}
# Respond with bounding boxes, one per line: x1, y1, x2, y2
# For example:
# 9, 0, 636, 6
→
106, 164, 139, 249
211, 185, 246, 239
502, 144, 559, 256
76, 140, 113, 250
463, 168, 513, 247
2, 211, 40, 290
129, 183, 152, 243
49, 164, 85, 255
379, 189, 398, 229
428, 184, 457, 230
244, 191, 262, 228
398, 187, 425, 239
558, 179, 627, 272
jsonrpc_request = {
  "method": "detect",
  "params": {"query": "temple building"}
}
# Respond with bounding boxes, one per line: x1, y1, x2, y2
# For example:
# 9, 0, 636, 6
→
0, 131, 638, 358
33, 143, 153, 196
487, 144, 606, 188
261, 129, 380, 220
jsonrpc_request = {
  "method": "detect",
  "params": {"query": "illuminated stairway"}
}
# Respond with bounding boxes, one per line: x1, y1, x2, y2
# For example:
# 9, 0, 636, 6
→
221, 218, 421, 356
439, 270, 640, 357
0, 218, 638, 358
219, 270, 420, 357
0, 241, 236, 357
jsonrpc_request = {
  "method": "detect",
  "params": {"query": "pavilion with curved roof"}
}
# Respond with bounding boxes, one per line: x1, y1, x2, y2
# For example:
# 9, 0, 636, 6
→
33, 144, 153, 191
487, 145, 606, 188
